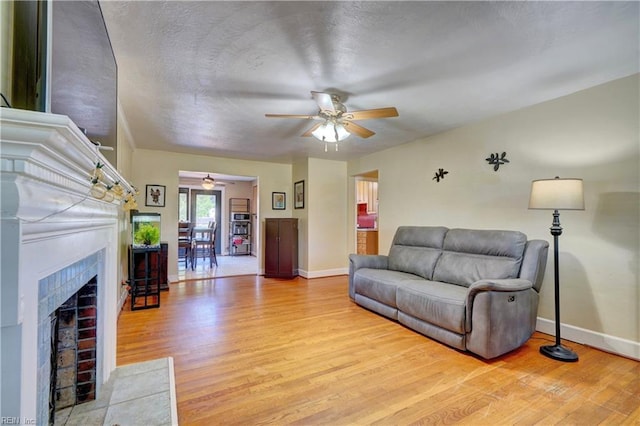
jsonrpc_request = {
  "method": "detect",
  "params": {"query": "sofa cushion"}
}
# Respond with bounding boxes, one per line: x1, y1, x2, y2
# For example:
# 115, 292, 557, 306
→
354, 269, 424, 307
433, 229, 527, 287
397, 280, 468, 334
388, 226, 448, 279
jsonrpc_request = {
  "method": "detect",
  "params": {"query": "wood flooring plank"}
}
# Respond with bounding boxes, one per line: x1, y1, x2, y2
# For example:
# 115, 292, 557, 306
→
116, 275, 639, 425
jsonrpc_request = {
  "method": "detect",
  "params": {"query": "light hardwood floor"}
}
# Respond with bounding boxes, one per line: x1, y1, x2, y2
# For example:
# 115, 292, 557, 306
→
117, 275, 640, 425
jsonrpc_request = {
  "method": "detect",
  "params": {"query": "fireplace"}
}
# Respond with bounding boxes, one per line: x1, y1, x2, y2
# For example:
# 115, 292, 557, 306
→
1, 109, 132, 423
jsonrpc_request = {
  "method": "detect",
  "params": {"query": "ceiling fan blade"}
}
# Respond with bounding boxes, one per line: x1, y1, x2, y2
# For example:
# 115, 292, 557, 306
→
311, 91, 335, 113
343, 121, 375, 138
265, 114, 320, 119
345, 107, 399, 121
301, 122, 322, 137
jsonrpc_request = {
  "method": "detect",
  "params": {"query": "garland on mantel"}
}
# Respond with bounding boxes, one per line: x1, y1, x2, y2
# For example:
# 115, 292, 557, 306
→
89, 161, 139, 210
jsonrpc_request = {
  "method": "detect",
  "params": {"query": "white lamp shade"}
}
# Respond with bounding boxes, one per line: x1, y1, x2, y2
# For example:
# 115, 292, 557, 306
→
311, 121, 350, 143
529, 177, 584, 210
202, 175, 215, 190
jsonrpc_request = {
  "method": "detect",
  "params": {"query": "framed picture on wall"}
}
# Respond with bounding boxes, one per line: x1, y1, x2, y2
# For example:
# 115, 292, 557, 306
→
145, 184, 166, 207
272, 192, 286, 210
294, 180, 304, 209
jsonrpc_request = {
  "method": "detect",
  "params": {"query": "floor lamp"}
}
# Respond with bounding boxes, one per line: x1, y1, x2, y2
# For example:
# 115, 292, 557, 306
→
529, 176, 584, 362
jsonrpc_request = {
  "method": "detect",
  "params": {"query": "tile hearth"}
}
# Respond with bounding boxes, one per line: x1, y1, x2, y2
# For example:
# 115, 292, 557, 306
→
54, 358, 177, 426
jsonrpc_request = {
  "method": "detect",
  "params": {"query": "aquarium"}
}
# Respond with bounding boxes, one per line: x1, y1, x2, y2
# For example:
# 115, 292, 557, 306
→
131, 212, 161, 248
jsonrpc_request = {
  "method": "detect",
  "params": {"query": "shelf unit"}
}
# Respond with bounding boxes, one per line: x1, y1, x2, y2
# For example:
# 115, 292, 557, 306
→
229, 198, 251, 256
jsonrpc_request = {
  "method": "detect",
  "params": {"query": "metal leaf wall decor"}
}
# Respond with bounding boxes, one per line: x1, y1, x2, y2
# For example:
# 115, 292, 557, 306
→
486, 152, 510, 171
433, 168, 449, 182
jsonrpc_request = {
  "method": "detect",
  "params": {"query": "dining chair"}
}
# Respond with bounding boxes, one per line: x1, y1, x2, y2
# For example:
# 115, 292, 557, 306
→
210, 221, 218, 267
178, 222, 193, 269
192, 222, 217, 268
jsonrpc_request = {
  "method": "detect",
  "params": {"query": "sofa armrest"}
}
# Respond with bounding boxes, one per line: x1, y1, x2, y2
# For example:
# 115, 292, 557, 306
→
468, 278, 533, 295
349, 254, 388, 271
348, 254, 388, 300
465, 278, 533, 330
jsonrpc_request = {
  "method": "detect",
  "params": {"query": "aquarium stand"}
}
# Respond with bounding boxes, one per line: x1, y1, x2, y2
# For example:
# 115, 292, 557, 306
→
128, 245, 161, 310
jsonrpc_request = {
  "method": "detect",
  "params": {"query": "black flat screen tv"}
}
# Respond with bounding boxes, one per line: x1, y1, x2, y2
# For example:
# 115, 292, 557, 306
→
11, 0, 118, 166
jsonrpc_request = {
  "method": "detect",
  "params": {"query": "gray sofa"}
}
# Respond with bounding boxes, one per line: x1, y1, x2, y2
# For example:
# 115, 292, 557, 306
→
349, 226, 549, 359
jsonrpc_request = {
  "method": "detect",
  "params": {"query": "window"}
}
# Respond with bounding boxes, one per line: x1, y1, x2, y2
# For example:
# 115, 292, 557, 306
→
178, 188, 189, 222
190, 190, 219, 227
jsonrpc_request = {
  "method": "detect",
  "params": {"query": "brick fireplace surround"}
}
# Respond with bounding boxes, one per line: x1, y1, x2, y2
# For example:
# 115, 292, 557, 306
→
0, 108, 132, 423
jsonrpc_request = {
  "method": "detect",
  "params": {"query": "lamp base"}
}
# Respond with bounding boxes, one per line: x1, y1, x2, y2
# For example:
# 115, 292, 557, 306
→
540, 344, 579, 362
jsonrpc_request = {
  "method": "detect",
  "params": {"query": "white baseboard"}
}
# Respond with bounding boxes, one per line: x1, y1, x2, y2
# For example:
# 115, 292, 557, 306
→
298, 268, 349, 279
257, 268, 347, 278
536, 317, 639, 361
167, 357, 179, 426
117, 285, 128, 313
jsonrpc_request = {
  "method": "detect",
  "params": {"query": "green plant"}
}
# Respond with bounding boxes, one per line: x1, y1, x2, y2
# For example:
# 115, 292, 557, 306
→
134, 223, 160, 246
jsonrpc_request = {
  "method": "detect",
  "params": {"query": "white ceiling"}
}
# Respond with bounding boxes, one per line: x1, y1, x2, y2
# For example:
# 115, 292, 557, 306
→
100, 1, 639, 164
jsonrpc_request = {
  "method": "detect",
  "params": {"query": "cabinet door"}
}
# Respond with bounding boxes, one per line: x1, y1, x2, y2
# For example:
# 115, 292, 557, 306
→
277, 219, 296, 275
264, 219, 280, 276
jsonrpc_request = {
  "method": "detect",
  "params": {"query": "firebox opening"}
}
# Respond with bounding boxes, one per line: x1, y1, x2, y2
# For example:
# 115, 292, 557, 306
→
49, 276, 98, 423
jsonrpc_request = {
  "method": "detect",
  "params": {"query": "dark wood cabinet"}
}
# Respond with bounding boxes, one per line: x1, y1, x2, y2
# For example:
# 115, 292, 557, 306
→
264, 218, 298, 278
159, 242, 168, 290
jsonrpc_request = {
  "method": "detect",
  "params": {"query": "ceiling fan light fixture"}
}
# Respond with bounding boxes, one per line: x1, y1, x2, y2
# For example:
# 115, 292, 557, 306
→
311, 120, 350, 143
202, 174, 215, 190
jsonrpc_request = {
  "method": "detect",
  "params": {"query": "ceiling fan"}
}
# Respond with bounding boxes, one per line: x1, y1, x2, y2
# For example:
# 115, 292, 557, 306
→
265, 91, 398, 151
198, 174, 235, 189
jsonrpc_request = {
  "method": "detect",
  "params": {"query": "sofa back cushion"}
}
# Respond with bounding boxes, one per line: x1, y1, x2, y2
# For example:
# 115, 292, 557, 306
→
432, 229, 527, 287
388, 226, 448, 279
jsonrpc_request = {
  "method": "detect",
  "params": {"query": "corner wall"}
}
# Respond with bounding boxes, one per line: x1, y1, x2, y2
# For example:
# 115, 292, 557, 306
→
115, 103, 135, 299
292, 158, 309, 273
348, 74, 639, 356
293, 158, 348, 278
307, 158, 348, 276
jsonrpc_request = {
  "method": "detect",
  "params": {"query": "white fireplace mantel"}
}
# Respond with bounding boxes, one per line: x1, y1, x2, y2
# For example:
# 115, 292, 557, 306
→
1, 108, 132, 421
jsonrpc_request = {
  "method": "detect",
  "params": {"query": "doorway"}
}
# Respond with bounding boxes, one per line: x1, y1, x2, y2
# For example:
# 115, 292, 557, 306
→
177, 171, 259, 280
355, 170, 379, 255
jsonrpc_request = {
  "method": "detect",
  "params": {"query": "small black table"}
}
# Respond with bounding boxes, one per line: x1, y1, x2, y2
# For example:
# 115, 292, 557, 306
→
128, 245, 161, 310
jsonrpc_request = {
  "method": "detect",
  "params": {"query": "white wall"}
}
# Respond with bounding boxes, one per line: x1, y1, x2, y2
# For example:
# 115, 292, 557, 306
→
130, 148, 292, 276
348, 74, 639, 349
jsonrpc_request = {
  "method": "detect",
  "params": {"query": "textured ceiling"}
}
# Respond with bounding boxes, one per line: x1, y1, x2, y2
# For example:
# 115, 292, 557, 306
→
100, 1, 639, 163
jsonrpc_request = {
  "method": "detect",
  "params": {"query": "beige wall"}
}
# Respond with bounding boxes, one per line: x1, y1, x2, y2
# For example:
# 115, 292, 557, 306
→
292, 158, 309, 272
307, 158, 348, 275
115, 103, 135, 290
130, 148, 292, 276
0, 0, 13, 103
292, 158, 348, 277
348, 74, 639, 344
